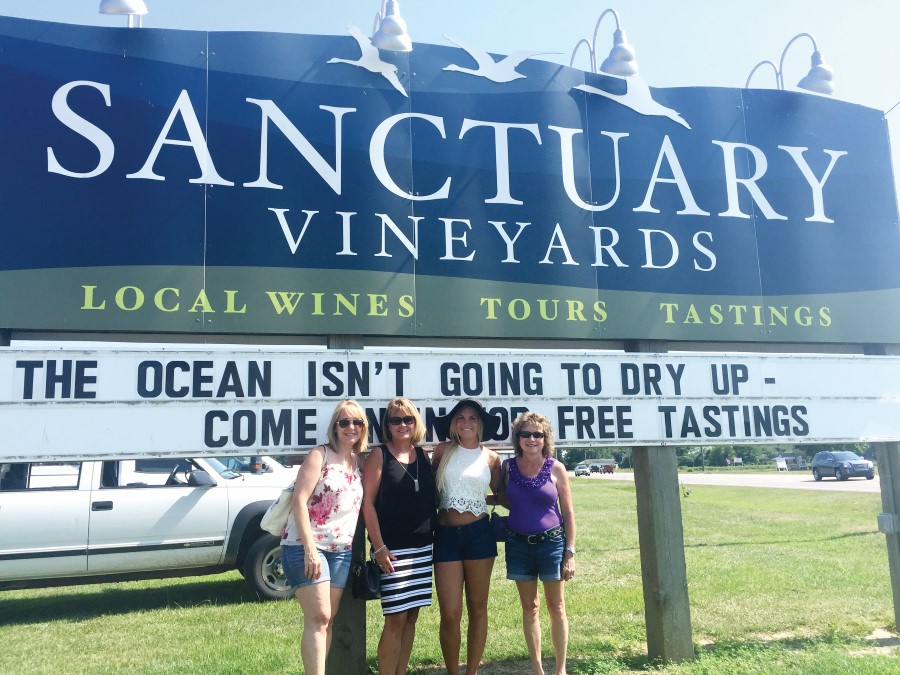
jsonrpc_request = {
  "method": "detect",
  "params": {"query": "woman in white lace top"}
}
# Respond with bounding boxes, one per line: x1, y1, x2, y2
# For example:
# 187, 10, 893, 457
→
432, 398, 503, 675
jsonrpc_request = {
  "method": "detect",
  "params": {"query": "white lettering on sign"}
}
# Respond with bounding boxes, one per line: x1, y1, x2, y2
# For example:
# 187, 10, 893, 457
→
47, 82, 847, 222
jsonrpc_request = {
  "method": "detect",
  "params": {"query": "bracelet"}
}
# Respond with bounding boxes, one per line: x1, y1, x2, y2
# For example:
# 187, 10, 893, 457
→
373, 544, 387, 556
565, 546, 576, 556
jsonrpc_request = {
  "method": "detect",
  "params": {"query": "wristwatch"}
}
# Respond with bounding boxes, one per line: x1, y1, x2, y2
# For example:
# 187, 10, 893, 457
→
564, 546, 575, 556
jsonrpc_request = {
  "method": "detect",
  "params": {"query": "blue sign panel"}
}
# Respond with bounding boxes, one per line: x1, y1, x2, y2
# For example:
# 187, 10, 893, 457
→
0, 17, 897, 342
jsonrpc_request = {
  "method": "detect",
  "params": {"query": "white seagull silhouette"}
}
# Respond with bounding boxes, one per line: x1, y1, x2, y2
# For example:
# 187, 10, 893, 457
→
443, 35, 559, 83
327, 26, 408, 98
574, 75, 690, 129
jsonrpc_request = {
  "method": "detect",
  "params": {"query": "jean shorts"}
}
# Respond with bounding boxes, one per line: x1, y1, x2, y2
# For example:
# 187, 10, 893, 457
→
505, 533, 565, 582
433, 517, 498, 563
281, 544, 353, 592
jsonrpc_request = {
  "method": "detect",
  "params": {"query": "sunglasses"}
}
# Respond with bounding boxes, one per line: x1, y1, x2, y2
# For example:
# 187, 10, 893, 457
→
388, 415, 415, 426
337, 418, 364, 428
518, 431, 546, 439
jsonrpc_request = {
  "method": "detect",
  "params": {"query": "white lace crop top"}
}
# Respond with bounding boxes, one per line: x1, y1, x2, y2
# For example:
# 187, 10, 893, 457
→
438, 445, 491, 516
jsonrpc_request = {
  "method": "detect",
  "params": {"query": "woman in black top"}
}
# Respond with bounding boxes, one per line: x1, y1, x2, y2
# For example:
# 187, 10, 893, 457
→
362, 397, 436, 675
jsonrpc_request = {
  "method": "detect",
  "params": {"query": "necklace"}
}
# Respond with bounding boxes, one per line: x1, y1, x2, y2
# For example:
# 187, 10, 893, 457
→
511, 456, 552, 489
392, 446, 420, 492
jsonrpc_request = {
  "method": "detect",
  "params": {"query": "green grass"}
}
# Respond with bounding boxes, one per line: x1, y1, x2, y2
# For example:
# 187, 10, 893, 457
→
1, 481, 896, 673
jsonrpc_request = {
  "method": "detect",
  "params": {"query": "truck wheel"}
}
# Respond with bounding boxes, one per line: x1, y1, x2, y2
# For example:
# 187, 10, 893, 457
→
243, 535, 293, 600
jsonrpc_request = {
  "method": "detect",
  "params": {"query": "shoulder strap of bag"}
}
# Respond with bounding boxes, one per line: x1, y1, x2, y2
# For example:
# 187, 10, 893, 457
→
375, 444, 387, 505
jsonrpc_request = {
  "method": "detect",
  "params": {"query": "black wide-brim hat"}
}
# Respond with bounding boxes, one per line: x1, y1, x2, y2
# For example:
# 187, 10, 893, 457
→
434, 398, 502, 440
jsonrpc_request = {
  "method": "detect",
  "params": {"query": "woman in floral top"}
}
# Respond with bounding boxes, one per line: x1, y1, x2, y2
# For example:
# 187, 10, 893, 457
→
281, 400, 367, 675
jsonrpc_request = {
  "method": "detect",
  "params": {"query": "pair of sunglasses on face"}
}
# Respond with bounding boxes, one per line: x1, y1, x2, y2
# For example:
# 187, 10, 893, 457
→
388, 415, 415, 426
518, 431, 546, 439
337, 418, 364, 428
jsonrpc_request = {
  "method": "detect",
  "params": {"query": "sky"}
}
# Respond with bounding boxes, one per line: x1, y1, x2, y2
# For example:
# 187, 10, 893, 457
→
2, 0, 899, 200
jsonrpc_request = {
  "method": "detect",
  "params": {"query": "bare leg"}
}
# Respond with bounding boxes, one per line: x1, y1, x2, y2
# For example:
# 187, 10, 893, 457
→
396, 607, 420, 674
462, 557, 495, 674
515, 579, 544, 675
435, 560, 465, 675
325, 585, 344, 655
543, 581, 568, 675
378, 610, 410, 675
296, 581, 332, 675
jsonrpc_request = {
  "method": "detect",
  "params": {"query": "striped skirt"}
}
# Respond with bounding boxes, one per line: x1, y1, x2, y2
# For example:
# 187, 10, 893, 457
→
379, 544, 433, 615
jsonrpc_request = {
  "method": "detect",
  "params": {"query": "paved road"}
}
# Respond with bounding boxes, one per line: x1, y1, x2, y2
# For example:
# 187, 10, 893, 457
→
581, 469, 881, 493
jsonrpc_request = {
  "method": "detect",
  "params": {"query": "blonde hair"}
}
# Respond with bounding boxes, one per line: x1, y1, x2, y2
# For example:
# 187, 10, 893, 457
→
325, 400, 369, 454
511, 411, 555, 458
435, 403, 484, 495
381, 397, 425, 445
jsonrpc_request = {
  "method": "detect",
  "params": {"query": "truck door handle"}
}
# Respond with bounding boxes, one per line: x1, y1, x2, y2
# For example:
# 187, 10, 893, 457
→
91, 501, 113, 511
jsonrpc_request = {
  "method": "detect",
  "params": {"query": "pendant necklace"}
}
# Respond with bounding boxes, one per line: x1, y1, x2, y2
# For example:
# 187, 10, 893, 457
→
397, 449, 420, 492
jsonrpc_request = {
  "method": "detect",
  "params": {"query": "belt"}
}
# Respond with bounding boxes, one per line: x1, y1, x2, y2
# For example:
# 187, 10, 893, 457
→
507, 525, 564, 544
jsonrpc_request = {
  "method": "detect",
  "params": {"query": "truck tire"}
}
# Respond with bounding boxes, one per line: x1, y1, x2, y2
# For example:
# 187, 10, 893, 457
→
243, 534, 293, 601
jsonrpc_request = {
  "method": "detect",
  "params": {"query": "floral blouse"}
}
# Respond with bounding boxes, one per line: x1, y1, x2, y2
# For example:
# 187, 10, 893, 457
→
283, 460, 363, 552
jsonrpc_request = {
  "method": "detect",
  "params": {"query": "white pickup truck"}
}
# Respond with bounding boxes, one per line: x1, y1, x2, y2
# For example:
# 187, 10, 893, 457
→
0, 456, 298, 600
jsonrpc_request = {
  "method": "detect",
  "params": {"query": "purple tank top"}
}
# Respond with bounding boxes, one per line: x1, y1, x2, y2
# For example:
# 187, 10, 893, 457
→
505, 457, 562, 534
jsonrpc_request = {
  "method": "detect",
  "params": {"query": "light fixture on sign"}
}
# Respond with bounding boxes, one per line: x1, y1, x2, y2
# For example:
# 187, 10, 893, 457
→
372, 0, 412, 52
99, 0, 148, 28
745, 33, 834, 95
569, 8, 638, 76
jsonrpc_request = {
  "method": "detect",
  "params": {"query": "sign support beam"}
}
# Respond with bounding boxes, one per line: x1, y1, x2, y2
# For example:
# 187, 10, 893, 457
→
326, 334, 367, 674
327, 518, 368, 674
875, 441, 900, 631
628, 340, 695, 663
866, 344, 900, 629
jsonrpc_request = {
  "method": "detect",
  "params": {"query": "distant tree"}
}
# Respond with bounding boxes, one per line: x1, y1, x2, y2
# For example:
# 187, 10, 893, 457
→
799, 442, 869, 460
614, 448, 632, 469
705, 446, 732, 467
676, 446, 696, 467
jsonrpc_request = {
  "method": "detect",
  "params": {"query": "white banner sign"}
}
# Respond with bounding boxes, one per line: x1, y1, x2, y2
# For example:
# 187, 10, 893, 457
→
2, 348, 899, 461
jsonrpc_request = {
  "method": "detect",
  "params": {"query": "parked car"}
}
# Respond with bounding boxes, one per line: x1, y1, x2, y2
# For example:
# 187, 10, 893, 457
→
811, 451, 875, 481
574, 464, 590, 476
0, 457, 294, 599
590, 464, 601, 473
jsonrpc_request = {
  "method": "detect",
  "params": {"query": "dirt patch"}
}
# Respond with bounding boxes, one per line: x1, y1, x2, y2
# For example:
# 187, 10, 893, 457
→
848, 628, 900, 656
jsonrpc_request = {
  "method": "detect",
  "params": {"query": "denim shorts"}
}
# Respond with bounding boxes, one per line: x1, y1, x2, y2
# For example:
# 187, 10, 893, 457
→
281, 544, 353, 592
505, 533, 565, 582
433, 517, 498, 563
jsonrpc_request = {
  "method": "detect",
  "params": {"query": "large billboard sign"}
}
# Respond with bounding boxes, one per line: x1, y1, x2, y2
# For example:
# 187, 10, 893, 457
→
2, 348, 900, 461
0, 17, 898, 343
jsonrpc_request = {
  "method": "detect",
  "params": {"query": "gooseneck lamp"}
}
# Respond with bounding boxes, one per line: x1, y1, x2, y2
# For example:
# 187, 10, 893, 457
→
569, 8, 638, 76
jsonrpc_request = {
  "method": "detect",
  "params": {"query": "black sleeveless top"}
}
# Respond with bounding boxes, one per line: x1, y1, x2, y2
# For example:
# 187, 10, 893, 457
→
374, 445, 436, 549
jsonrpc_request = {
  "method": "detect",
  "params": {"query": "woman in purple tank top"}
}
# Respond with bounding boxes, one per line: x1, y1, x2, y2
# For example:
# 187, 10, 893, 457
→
499, 412, 576, 675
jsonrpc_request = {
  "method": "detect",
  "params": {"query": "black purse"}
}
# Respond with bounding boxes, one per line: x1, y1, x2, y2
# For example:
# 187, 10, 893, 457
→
489, 508, 509, 542
350, 550, 381, 601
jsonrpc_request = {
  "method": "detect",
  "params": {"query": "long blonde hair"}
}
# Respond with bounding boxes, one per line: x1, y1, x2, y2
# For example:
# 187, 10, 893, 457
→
434, 404, 483, 495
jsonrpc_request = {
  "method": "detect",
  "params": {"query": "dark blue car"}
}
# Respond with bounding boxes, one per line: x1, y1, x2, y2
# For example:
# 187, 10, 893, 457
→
811, 451, 875, 481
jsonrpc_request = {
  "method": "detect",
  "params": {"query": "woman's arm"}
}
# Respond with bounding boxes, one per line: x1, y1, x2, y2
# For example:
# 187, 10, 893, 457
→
289, 445, 327, 580
553, 459, 576, 581
486, 449, 502, 506
495, 456, 510, 509
361, 446, 396, 573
